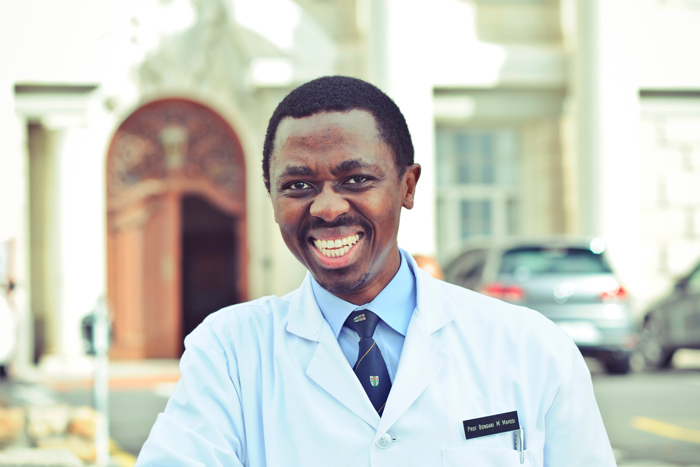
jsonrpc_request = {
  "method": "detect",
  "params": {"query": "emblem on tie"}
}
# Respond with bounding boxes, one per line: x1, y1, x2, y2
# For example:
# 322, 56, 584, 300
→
370, 376, 379, 387
353, 313, 366, 323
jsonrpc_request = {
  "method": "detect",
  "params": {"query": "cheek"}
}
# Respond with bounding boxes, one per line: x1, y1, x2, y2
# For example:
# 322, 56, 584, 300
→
368, 200, 401, 239
272, 201, 304, 239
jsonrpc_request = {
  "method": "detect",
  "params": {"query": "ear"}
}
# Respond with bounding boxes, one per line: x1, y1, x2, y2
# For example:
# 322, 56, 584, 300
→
401, 164, 421, 210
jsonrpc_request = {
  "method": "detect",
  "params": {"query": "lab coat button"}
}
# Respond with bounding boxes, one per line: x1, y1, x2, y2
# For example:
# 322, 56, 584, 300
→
376, 433, 392, 448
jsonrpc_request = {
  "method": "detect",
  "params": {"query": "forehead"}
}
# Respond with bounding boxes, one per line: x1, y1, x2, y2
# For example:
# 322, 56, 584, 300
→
271, 110, 390, 167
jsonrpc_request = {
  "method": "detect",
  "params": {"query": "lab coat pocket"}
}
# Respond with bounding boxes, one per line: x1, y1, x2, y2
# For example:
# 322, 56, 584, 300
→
441, 446, 534, 466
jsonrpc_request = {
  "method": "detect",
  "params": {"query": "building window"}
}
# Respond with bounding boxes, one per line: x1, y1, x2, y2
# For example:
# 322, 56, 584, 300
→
436, 127, 520, 260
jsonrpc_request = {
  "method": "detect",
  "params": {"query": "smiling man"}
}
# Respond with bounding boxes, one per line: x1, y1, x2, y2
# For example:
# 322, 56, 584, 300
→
136, 76, 616, 466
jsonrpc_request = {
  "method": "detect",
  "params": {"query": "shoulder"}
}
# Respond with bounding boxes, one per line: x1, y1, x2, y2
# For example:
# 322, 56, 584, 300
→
429, 278, 580, 406
431, 277, 573, 356
184, 291, 296, 354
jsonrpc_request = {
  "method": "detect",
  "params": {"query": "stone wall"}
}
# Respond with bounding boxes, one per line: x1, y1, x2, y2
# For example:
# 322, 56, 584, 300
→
639, 97, 700, 304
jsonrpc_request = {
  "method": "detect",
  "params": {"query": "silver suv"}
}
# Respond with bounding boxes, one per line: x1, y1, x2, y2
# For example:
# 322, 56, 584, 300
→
444, 237, 638, 374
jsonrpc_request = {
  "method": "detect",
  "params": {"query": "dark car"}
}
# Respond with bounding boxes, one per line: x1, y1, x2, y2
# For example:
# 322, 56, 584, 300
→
640, 259, 700, 369
444, 237, 638, 374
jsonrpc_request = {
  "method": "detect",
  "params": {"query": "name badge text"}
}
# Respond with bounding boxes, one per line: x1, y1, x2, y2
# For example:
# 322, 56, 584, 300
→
463, 411, 520, 440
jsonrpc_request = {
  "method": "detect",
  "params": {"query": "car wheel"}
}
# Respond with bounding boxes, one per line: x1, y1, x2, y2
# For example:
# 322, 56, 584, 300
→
602, 353, 631, 375
640, 313, 675, 370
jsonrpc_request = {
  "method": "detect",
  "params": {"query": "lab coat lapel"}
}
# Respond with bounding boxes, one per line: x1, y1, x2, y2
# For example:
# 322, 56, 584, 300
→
376, 259, 455, 439
306, 325, 380, 429
287, 274, 380, 430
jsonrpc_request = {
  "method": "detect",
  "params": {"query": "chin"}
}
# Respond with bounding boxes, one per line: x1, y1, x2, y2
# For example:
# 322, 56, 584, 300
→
315, 269, 370, 297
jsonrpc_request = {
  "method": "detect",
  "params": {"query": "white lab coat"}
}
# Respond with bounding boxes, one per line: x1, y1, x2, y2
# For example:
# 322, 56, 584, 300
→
136, 253, 616, 466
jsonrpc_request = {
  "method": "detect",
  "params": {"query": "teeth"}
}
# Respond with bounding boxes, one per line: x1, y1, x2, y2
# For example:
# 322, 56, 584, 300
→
313, 234, 361, 258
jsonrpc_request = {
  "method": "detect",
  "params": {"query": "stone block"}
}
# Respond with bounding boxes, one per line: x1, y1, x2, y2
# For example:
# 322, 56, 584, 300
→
640, 208, 686, 238
638, 167, 662, 207
668, 242, 700, 274
0, 408, 24, 447
0, 448, 82, 467
666, 171, 700, 204
641, 146, 684, 171
37, 436, 95, 464
26, 407, 70, 441
67, 407, 96, 440
665, 117, 700, 144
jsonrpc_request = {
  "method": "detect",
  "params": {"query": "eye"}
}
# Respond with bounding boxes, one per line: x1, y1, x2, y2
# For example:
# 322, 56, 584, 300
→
346, 176, 368, 184
287, 181, 311, 190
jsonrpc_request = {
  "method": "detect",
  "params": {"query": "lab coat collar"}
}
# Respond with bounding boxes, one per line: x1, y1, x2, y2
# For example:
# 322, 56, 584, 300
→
286, 273, 324, 341
403, 249, 456, 334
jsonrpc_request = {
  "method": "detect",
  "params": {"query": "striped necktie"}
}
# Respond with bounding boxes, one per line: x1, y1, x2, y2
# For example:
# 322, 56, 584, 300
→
344, 309, 392, 415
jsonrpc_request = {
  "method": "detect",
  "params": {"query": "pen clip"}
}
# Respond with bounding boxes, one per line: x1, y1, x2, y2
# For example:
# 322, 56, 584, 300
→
516, 427, 524, 464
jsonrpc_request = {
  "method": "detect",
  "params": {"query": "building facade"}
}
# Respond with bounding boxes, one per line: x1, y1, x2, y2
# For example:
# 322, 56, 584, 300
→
1, 0, 700, 370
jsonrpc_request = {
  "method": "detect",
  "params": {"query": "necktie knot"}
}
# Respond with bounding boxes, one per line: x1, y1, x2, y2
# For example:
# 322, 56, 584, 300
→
344, 309, 380, 338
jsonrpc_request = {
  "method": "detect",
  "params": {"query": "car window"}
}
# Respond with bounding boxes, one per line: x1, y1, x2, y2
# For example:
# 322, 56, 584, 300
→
447, 249, 487, 289
686, 265, 700, 293
498, 246, 612, 276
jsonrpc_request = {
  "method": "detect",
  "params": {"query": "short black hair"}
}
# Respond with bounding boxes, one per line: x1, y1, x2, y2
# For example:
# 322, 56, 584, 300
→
262, 76, 414, 192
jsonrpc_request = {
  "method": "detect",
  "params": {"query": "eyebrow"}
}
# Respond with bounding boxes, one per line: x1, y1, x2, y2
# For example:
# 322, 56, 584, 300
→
278, 165, 315, 179
330, 159, 381, 176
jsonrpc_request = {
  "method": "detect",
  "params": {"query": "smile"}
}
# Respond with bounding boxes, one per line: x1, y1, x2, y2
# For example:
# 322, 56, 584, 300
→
312, 234, 360, 257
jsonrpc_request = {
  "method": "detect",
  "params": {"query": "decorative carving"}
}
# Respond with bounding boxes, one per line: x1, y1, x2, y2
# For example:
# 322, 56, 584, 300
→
109, 132, 162, 195
137, 0, 250, 99
160, 126, 189, 171
107, 99, 245, 200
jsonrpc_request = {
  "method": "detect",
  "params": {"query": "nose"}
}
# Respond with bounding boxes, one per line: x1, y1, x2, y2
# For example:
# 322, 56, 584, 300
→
309, 183, 350, 222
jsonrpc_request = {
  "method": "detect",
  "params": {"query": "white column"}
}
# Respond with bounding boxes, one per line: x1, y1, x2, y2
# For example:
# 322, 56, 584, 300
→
36, 94, 112, 373
382, 0, 436, 257
55, 107, 109, 366
575, 0, 644, 302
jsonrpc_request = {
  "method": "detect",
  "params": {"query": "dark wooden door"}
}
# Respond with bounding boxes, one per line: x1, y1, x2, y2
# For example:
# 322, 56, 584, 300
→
180, 196, 240, 345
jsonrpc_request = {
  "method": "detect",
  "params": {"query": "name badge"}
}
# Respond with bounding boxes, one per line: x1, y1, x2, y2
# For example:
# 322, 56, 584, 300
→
463, 411, 520, 440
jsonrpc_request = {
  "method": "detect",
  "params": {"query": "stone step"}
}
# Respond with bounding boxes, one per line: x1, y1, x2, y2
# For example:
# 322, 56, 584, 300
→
0, 448, 82, 467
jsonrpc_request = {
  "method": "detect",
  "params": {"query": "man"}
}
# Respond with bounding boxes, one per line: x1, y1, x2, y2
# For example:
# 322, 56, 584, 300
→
136, 76, 616, 466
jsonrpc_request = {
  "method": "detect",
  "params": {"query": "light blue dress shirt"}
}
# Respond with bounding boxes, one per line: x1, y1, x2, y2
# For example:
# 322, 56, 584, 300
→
310, 252, 417, 382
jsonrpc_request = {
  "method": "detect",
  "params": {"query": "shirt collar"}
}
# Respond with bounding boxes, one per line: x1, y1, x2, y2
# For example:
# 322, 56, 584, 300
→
310, 249, 416, 339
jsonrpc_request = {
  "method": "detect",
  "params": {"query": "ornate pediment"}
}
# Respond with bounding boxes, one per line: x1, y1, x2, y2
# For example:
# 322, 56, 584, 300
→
107, 99, 245, 204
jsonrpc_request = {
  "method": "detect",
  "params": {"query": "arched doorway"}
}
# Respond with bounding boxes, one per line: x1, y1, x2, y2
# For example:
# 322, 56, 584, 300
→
106, 99, 246, 359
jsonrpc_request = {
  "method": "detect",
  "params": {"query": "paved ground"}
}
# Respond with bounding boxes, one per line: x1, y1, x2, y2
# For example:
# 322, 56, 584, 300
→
591, 351, 700, 466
